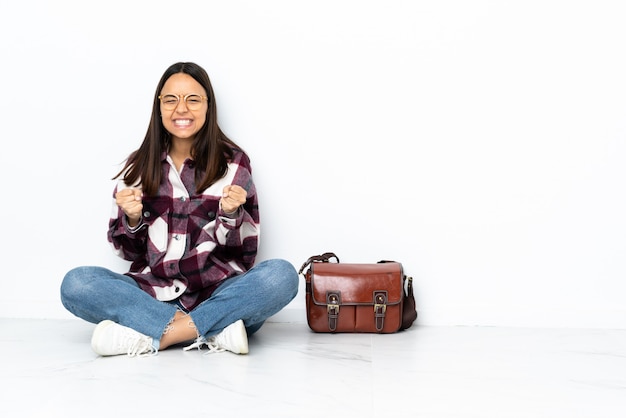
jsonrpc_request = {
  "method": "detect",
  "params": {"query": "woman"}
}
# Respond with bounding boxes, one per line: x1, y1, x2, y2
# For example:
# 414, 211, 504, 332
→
61, 62, 298, 357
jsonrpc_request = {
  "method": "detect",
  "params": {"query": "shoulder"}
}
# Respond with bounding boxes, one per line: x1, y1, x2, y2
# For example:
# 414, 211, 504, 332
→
228, 147, 252, 170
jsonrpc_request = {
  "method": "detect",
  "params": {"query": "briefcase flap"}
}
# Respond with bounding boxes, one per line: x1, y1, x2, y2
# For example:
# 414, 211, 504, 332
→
309, 262, 403, 306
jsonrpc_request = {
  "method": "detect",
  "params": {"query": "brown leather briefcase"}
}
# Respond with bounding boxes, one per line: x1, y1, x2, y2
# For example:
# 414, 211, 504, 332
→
299, 252, 417, 333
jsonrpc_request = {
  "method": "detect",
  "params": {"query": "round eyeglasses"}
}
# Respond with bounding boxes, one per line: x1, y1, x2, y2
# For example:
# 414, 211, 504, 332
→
158, 94, 208, 111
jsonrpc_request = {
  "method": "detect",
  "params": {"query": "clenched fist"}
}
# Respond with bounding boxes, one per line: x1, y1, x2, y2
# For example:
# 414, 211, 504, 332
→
220, 185, 247, 214
116, 188, 143, 227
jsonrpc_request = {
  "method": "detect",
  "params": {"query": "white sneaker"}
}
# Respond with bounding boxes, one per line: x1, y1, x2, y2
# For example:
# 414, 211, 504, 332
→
91, 320, 156, 357
183, 319, 248, 354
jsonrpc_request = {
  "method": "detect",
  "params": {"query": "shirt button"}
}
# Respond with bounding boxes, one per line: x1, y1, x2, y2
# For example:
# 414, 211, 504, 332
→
175, 286, 180, 292
143, 211, 150, 218
180, 196, 186, 202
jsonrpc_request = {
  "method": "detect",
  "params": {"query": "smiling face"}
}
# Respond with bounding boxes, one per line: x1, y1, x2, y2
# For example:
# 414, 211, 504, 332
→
159, 73, 208, 142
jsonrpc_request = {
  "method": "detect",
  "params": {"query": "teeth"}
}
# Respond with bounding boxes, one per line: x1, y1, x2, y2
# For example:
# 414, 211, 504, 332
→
174, 119, 192, 126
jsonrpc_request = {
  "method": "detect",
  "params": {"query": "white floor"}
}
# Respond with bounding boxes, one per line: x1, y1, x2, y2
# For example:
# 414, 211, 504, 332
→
1, 319, 625, 418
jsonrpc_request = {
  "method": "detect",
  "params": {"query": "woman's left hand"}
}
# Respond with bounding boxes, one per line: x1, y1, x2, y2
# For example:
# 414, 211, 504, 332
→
220, 185, 247, 214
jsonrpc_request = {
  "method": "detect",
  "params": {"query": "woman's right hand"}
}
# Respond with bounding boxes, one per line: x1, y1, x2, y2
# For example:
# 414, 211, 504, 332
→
115, 188, 143, 227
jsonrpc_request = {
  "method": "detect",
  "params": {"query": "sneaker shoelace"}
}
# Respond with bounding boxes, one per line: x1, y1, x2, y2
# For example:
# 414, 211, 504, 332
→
122, 334, 156, 357
183, 336, 225, 354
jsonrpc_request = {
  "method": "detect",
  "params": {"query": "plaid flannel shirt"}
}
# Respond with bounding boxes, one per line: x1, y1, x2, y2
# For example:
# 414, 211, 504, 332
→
107, 149, 259, 311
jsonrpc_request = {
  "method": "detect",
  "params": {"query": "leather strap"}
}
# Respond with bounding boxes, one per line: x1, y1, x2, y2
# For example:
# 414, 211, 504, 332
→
298, 252, 340, 275
373, 291, 387, 331
326, 292, 341, 331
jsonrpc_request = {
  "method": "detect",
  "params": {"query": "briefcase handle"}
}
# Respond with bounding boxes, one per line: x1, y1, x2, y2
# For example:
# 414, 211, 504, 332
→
298, 252, 340, 275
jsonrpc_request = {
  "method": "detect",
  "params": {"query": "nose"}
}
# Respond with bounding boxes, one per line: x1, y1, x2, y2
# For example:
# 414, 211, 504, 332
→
175, 95, 189, 112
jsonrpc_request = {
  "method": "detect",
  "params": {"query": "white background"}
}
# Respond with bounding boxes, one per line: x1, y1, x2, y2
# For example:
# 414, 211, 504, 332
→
1, 0, 624, 328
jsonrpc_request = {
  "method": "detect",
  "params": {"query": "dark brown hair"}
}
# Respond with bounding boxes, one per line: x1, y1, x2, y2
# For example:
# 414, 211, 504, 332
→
114, 62, 240, 195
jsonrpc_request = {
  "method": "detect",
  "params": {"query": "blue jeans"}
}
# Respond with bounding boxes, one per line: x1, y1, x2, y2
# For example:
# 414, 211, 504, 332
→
60, 259, 299, 349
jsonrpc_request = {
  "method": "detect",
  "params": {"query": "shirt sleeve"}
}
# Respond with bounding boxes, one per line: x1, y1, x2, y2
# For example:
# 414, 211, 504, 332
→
213, 152, 260, 270
107, 180, 148, 261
